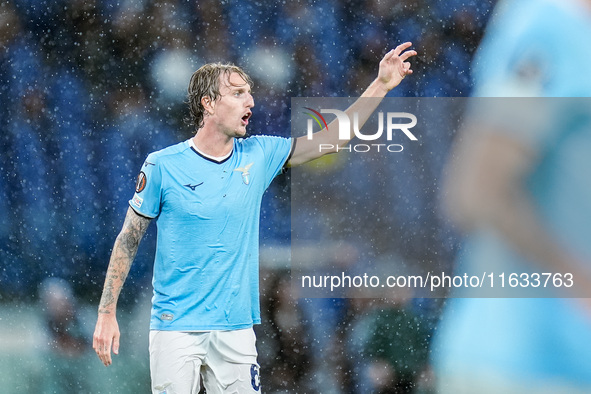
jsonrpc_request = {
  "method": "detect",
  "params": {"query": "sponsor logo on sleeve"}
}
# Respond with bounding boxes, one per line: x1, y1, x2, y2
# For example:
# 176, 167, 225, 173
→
132, 195, 143, 208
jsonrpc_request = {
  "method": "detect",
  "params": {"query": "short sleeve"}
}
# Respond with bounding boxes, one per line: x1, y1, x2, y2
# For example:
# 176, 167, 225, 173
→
128, 153, 163, 218
251, 135, 293, 189
468, 3, 560, 150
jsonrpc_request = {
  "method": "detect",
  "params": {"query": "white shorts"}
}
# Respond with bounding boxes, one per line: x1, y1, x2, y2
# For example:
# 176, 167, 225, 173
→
149, 328, 261, 394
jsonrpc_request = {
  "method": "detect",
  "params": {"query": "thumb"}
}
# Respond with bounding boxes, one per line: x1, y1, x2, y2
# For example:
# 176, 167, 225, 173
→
113, 335, 120, 355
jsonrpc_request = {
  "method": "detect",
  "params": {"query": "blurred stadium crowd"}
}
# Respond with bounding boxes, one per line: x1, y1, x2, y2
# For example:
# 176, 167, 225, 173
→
0, 0, 494, 392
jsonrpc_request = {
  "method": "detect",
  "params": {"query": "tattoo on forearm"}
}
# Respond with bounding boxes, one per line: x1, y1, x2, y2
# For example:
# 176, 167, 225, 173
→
99, 208, 151, 313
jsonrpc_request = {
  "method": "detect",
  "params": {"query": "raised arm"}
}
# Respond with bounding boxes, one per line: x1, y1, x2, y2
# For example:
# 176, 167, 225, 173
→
288, 42, 416, 167
93, 206, 152, 366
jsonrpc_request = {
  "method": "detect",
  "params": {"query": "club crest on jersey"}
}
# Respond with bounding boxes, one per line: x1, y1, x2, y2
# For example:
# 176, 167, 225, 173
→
234, 162, 253, 185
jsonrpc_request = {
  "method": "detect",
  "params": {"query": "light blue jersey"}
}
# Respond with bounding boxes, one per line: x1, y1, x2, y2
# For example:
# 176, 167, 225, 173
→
433, 0, 591, 387
129, 135, 293, 331
472, 0, 591, 97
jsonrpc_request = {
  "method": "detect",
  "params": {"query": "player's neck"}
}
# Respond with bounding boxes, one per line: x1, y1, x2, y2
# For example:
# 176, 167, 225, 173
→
192, 127, 234, 158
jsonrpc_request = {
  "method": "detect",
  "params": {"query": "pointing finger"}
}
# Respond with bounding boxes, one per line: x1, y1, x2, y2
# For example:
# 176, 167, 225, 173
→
393, 42, 413, 56
383, 48, 396, 60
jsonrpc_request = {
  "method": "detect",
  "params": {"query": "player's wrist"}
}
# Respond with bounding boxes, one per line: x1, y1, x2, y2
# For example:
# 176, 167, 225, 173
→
98, 307, 117, 317
366, 78, 391, 97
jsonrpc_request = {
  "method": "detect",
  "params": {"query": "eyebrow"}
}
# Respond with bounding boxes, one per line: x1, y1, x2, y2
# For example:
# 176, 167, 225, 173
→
228, 83, 251, 93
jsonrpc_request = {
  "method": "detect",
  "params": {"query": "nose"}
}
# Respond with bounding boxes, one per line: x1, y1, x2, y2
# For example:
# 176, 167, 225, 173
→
246, 92, 255, 109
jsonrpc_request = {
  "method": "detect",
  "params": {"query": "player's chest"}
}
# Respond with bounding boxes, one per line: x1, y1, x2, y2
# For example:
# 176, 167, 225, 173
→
162, 157, 264, 212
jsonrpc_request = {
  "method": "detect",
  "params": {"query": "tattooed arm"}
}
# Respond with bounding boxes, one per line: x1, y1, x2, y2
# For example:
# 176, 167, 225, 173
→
93, 207, 152, 366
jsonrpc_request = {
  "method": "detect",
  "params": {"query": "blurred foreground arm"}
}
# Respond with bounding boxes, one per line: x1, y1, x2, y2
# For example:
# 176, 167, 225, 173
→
93, 207, 151, 366
443, 124, 588, 293
288, 42, 416, 167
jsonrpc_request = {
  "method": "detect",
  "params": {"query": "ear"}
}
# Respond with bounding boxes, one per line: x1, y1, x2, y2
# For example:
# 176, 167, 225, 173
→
201, 96, 215, 114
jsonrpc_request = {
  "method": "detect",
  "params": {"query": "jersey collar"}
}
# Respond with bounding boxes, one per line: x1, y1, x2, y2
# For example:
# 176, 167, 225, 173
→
188, 138, 233, 164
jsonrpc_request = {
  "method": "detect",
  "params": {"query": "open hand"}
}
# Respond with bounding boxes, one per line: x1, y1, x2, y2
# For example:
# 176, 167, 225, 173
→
377, 42, 417, 91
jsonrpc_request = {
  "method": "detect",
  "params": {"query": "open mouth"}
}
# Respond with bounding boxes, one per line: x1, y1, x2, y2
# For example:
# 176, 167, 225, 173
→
241, 112, 251, 125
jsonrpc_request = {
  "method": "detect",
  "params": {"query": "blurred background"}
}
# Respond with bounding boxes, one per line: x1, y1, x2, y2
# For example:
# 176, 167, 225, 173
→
0, 0, 495, 392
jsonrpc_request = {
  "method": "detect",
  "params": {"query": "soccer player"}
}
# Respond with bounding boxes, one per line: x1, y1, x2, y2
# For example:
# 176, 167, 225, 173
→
93, 43, 416, 393
432, 0, 591, 392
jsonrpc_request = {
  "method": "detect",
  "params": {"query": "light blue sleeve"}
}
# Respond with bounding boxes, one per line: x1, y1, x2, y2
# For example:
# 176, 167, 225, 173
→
252, 135, 293, 189
471, 0, 548, 98
468, 0, 568, 150
128, 152, 163, 218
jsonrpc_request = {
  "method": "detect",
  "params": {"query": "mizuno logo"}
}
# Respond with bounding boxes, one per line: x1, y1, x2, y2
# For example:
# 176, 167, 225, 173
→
234, 163, 253, 185
184, 182, 203, 190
